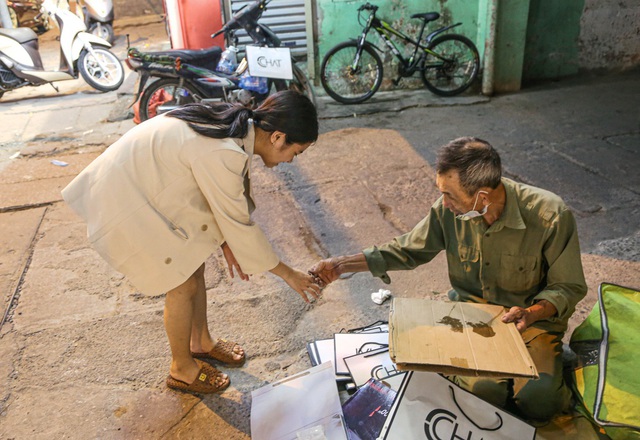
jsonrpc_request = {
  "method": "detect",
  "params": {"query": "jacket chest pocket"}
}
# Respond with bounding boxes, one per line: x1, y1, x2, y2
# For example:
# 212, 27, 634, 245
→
499, 254, 539, 292
449, 244, 480, 281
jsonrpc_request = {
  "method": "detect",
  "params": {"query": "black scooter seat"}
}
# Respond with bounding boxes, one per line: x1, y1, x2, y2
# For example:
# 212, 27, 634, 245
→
145, 46, 222, 64
135, 46, 222, 72
0, 27, 38, 44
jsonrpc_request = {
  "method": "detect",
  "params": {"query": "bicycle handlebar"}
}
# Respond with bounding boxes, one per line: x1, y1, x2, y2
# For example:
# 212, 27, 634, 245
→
358, 2, 378, 12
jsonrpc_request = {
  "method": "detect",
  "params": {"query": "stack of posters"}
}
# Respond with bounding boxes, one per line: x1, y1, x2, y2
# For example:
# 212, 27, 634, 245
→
306, 320, 406, 390
254, 299, 541, 439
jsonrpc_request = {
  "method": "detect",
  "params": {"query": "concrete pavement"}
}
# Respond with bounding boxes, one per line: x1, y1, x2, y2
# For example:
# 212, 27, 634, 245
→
1, 15, 639, 440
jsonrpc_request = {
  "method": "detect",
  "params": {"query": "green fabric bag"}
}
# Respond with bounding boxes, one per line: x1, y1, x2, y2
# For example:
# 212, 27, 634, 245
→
570, 282, 640, 440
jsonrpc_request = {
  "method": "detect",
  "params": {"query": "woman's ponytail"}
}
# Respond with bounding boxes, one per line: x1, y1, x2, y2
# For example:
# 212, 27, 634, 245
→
167, 102, 254, 139
166, 90, 318, 144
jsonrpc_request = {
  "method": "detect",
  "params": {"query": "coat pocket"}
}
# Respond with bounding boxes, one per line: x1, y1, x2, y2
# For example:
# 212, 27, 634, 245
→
149, 204, 189, 240
499, 254, 539, 292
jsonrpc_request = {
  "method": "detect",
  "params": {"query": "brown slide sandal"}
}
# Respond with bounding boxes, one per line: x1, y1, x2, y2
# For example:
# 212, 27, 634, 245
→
192, 338, 246, 367
166, 360, 230, 394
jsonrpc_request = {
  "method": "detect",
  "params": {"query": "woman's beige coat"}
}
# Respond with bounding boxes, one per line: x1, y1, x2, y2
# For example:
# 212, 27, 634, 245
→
62, 114, 279, 295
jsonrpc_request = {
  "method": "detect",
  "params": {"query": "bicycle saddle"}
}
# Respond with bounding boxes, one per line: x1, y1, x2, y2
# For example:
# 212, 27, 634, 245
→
411, 12, 440, 22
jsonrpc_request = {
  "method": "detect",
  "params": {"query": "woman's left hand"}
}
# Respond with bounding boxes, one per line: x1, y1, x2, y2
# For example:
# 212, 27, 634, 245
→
286, 269, 323, 303
270, 262, 322, 303
221, 242, 250, 281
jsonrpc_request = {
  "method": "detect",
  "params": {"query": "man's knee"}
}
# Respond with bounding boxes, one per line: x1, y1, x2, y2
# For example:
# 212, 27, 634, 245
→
471, 379, 510, 408
515, 374, 570, 420
451, 376, 509, 408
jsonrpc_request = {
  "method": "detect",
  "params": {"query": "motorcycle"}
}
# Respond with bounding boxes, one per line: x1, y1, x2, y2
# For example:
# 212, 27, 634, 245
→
1, 1, 51, 34
126, 0, 315, 122
75, 0, 114, 44
0, 0, 124, 100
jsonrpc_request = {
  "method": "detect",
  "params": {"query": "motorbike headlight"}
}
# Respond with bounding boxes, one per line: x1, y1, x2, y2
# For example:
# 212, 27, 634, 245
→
125, 58, 142, 70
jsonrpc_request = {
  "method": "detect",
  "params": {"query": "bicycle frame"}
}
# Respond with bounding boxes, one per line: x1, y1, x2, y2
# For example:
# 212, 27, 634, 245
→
355, 8, 462, 75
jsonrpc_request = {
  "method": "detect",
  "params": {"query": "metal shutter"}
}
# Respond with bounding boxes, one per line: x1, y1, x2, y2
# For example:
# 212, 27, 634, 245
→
223, 0, 308, 60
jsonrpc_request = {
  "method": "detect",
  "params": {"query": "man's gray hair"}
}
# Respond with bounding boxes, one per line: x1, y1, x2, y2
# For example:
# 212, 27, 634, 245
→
436, 137, 502, 195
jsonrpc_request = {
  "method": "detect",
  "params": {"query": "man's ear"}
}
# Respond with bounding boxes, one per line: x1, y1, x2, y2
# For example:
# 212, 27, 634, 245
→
479, 189, 492, 205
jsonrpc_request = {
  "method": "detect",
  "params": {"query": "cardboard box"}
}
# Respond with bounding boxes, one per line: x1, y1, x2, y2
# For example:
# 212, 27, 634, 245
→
389, 298, 538, 378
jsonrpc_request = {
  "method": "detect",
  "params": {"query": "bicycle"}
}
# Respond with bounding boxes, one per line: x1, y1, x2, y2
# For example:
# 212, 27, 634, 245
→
320, 2, 480, 104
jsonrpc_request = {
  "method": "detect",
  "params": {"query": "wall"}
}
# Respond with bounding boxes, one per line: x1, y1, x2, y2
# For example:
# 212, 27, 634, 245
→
577, 0, 640, 71
493, 0, 530, 92
112, 0, 638, 88
523, 0, 640, 82
113, 0, 164, 17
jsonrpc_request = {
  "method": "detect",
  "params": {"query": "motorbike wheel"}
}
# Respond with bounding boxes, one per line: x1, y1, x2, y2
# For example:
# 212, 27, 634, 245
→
139, 78, 200, 122
89, 23, 115, 44
273, 64, 316, 106
78, 46, 124, 92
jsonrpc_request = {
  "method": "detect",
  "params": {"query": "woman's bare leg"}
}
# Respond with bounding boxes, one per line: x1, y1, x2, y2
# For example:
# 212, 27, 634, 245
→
190, 263, 214, 353
189, 263, 244, 362
164, 265, 227, 385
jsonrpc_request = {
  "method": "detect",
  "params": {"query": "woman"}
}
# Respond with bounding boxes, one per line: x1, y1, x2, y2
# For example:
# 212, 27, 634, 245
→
62, 91, 323, 394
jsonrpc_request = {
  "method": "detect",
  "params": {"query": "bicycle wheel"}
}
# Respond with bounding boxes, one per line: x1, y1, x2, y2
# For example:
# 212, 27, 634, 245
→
320, 41, 383, 104
274, 63, 317, 106
139, 78, 199, 121
421, 34, 479, 97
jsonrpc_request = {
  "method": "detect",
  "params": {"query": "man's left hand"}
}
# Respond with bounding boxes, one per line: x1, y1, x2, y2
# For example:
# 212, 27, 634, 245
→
501, 306, 533, 333
502, 300, 557, 333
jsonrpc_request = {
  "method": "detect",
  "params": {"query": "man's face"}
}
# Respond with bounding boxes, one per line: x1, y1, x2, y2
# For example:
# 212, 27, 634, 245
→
435, 170, 476, 216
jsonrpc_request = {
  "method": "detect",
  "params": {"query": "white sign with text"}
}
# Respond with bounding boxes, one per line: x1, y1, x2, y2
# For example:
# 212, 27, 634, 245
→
245, 45, 293, 80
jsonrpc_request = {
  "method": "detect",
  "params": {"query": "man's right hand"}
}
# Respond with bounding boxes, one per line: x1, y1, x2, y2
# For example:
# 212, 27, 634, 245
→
309, 258, 342, 285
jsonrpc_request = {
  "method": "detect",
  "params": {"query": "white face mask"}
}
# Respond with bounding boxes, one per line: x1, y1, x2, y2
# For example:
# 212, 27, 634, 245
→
456, 190, 490, 221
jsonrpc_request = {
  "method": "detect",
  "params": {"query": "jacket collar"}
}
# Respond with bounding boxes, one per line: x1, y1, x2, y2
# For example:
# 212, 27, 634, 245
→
497, 178, 526, 230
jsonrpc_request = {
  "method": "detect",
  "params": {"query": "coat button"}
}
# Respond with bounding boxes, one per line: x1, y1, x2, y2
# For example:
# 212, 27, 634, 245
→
201, 224, 208, 231
165, 257, 172, 264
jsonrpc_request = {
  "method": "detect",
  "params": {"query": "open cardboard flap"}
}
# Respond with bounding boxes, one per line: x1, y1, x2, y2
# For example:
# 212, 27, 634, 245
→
389, 298, 538, 378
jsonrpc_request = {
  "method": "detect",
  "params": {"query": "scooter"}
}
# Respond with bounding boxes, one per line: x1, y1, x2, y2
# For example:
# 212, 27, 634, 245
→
126, 0, 315, 122
0, 0, 124, 100
75, 0, 114, 44
3, 0, 51, 34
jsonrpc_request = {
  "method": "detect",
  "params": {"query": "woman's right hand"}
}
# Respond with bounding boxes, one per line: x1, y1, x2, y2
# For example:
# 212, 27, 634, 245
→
270, 262, 322, 303
221, 242, 249, 281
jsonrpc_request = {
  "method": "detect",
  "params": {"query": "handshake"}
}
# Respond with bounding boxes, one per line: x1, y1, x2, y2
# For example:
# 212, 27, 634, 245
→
307, 254, 366, 289
306, 253, 369, 298
307, 258, 342, 289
